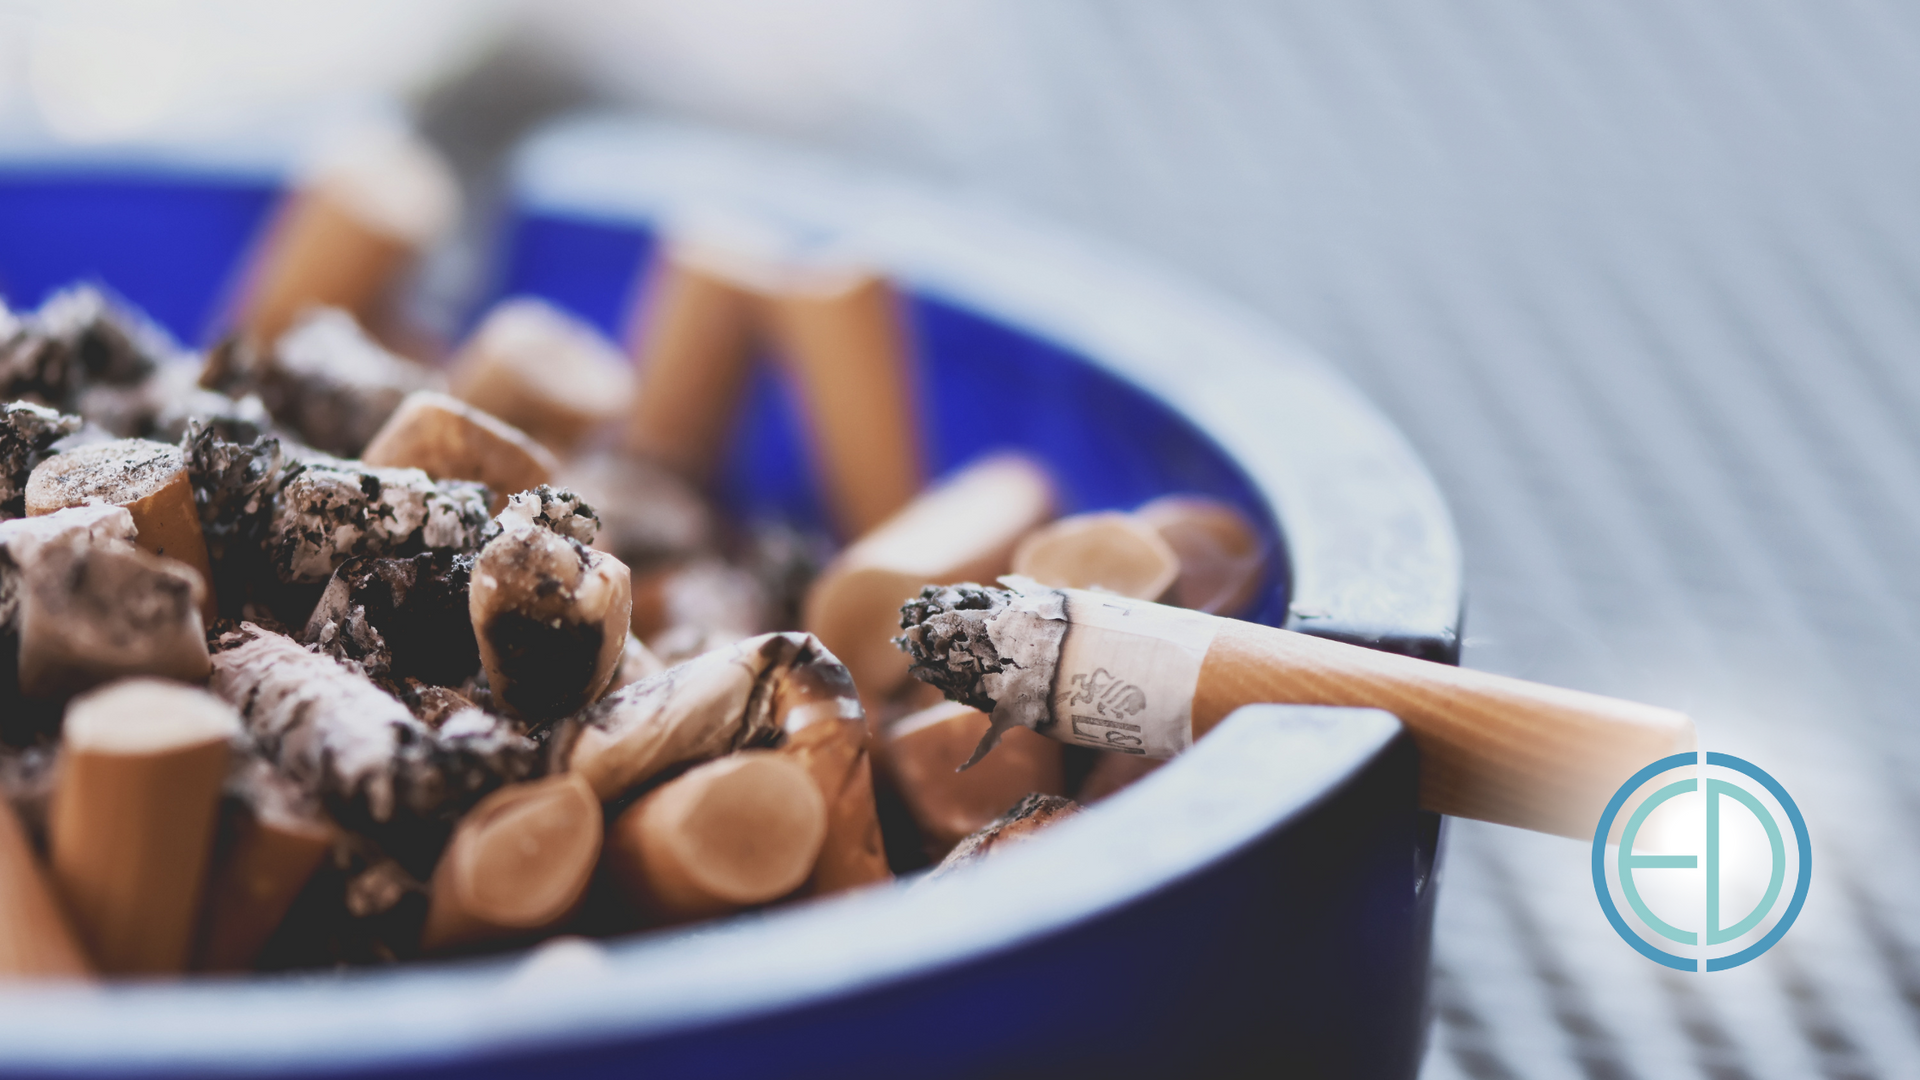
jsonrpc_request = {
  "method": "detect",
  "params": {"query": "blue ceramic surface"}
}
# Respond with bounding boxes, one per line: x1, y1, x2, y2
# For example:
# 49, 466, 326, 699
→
0, 123, 1460, 1079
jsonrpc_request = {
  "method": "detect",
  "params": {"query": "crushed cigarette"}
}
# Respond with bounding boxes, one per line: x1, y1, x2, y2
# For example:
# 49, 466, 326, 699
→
0, 402, 82, 517
266, 452, 489, 585
244, 309, 442, 457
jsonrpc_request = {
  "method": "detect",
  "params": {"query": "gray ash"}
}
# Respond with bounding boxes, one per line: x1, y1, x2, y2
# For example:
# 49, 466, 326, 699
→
0, 402, 82, 517
0, 286, 174, 411
893, 583, 1014, 715
304, 550, 478, 687
267, 455, 489, 585
251, 309, 438, 456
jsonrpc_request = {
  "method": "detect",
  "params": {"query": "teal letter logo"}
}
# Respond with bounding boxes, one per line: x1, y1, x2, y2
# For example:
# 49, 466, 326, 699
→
1593, 753, 1810, 971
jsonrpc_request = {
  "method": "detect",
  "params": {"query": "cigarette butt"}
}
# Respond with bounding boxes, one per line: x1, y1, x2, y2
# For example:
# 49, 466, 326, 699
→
255, 309, 443, 458
1010, 511, 1180, 602
897, 583, 1697, 839
758, 270, 923, 538
421, 773, 602, 953
14, 536, 210, 699
625, 246, 759, 481
804, 454, 1053, 699
471, 490, 633, 724
0, 797, 92, 979
237, 126, 459, 345
1134, 495, 1266, 616
48, 678, 238, 974
450, 298, 636, 456
606, 751, 827, 923
25, 438, 218, 622
926, 793, 1080, 879
192, 762, 334, 972
361, 391, 559, 515
768, 656, 892, 894
1076, 751, 1164, 804
878, 701, 1065, 857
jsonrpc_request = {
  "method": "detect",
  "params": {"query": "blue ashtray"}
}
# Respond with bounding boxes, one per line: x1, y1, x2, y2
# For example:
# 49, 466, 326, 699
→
0, 116, 1462, 1079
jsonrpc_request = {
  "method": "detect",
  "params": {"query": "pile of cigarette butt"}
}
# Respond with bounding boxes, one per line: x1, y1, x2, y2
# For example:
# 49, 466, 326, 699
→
0, 154, 1265, 981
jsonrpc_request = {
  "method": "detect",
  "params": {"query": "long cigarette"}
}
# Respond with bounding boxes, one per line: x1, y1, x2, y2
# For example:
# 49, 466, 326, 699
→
193, 757, 334, 972
758, 268, 924, 539
605, 751, 827, 924
450, 298, 636, 456
420, 774, 602, 953
236, 126, 459, 345
48, 678, 239, 974
878, 700, 1065, 858
360, 391, 558, 516
624, 243, 760, 481
896, 580, 1695, 839
804, 454, 1053, 699
0, 796, 91, 979
25, 438, 219, 622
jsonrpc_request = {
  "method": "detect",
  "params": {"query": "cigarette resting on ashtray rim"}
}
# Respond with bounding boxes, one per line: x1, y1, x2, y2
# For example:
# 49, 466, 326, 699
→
894, 577, 1695, 839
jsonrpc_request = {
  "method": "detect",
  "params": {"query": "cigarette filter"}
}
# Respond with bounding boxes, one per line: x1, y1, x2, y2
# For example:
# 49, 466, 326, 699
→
48, 679, 238, 974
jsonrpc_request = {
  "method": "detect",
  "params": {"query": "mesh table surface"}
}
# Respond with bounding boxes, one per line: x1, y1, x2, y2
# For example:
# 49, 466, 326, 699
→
559, 2, 1920, 1075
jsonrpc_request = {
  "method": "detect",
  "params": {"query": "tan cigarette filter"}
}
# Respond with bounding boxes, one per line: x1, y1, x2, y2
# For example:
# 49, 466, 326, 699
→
1134, 495, 1266, 616
26, 438, 218, 622
805, 454, 1054, 698
0, 797, 92, 979
758, 269, 923, 538
193, 763, 334, 972
237, 125, 459, 344
625, 245, 760, 480
450, 298, 637, 455
606, 751, 828, 923
361, 390, 559, 515
1010, 511, 1180, 602
421, 774, 603, 952
879, 701, 1066, 856
48, 679, 239, 974
767, 658, 892, 894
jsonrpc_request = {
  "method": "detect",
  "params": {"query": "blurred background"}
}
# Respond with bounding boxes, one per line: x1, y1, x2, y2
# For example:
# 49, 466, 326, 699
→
4, 2, 1919, 1077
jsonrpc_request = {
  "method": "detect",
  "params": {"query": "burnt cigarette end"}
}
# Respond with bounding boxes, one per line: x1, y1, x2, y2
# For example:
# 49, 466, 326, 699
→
1, 403, 82, 517
252, 309, 441, 457
267, 455, 489, 584
927, 792, 1080, 879
892, 583, 1015, 715
303, 550, 478, 688
470, 489, 629, 724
